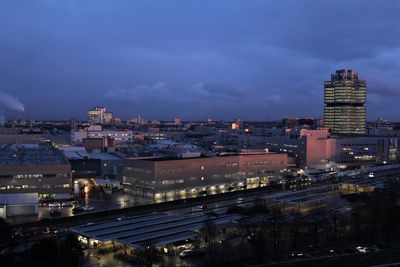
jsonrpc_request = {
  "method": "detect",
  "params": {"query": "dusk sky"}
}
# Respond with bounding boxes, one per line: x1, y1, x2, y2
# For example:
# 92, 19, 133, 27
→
1, 0, 399, 121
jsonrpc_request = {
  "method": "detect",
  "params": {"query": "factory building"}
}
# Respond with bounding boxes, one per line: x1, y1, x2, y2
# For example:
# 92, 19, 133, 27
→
0, 143, 71, 217
121, 151, 288, 202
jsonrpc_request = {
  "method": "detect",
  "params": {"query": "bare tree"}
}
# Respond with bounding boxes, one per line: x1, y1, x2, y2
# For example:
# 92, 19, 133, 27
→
133, 242, 163, 267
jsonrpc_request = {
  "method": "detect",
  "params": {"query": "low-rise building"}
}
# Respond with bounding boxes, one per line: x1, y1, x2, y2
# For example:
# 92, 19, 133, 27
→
121, 152, 288, 202
0, 143, 72, 217
61, 147, 123, 180
264, 129, 400, 170
71, 125, 134, 144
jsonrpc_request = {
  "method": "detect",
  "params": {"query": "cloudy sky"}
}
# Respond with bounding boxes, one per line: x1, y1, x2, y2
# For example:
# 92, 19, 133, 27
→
1, 0, 399, 121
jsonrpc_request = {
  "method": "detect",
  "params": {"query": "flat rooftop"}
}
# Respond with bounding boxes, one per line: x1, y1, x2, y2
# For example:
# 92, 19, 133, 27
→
137, 152, 282, 162
70, 212, 241, 248
0, 143, 68, 166
61, 149, 121, 161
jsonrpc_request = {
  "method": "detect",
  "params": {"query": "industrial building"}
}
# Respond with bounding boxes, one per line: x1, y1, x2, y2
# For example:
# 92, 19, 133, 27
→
61, 146, 122, 179
121, 151, 288, 202
0, 143, 72, 217
71, 125, 135, 144
264, 129, 399, 169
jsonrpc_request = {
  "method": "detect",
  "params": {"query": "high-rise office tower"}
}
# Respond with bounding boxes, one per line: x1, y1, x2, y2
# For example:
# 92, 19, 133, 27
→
324, 69, 366, 135
88, 107, 106, 125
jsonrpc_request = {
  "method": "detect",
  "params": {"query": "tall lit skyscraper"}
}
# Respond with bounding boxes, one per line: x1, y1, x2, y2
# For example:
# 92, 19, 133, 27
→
324, 69, 366, 135
88, 107, 106, 125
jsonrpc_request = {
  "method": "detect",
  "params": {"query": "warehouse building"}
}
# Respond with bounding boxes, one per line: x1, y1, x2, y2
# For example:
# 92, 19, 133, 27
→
121, 151, 288, 202
0, 143, 71, 217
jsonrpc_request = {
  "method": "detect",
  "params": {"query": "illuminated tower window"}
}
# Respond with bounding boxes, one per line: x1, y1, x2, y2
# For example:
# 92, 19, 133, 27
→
324, 69, 366, 135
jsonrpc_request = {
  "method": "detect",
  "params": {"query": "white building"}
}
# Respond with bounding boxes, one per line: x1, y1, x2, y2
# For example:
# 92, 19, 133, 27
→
71, 125, 134, 144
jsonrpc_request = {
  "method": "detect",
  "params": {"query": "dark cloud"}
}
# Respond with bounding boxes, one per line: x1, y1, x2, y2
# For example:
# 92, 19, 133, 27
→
103, 81, 278, 120
0, 0, 399, 120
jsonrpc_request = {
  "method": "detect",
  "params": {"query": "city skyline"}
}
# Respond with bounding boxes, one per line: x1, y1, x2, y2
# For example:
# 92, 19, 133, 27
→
2, 2, 400, 266
1, 0, 400, 121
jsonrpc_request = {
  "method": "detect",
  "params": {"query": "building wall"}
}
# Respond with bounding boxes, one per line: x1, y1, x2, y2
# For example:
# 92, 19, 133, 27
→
83, 137, 106, 151
69, 159, 102, 179
121, 153, 287, 200
0, 134, 45, 144
265, 129, 399, 169
265, 136, 307, 167
71, 130, 133, 144
332, 136, 399, 164
71, 131, 88, 144
121, 159, 156, 197
301, 129, 331, 169
0, 193, 38, 218
0, 164, 72, 199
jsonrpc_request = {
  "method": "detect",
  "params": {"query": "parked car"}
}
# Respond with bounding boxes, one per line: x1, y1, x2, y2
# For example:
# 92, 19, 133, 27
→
236, 197, 244, 204
83, 206, 94, 211
179, 250, 192, 258
53, 228, 67, 234
355, 246, 369, 253
62, 202, 73, 207
290, 252, 305, 257
197, 204, 207, 211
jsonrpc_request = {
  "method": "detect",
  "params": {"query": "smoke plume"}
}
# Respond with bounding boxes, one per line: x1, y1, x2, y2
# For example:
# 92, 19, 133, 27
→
0, 91, 25, 112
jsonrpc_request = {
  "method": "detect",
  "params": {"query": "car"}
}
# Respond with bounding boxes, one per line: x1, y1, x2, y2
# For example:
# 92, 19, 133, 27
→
62, 202, 73, 207
49, 202, 61, 207
83, 206, 94, 211
179, 249, 192, 258
355, 246, 369, 253
237, 197, 244, 204
290, 252, 304, 257
53, 228, 67, 234
197, 204, 207, 211
198, 190, 207, 196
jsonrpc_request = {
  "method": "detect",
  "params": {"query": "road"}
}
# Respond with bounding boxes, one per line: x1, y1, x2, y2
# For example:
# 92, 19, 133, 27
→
12, 166, 400, 235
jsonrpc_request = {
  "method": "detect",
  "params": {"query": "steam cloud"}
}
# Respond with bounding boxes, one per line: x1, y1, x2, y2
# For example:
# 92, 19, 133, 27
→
0, 91, 25, 112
